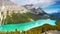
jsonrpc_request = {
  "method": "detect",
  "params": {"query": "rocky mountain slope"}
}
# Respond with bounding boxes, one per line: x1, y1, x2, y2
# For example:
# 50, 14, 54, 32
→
0, 0, 50, 24
0, 0, 28, 24
23, 4, 47, 14
0, 0, 28, 13
23, 4, 50, 18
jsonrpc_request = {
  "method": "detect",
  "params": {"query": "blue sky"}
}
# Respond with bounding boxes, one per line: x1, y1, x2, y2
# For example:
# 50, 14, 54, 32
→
43, 0, 60, 13
11, 0, 60, 14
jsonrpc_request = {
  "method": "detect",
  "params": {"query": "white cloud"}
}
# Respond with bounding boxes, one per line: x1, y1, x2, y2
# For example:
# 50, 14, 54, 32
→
36, 0, 56, 8
11, 0, 56, 8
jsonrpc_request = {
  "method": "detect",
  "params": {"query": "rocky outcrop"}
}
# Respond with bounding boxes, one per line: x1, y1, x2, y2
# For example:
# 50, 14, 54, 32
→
23, 4, 46, 14
23, 4, 50, 19
0, 0, 28, 13
0, 0, 28, 24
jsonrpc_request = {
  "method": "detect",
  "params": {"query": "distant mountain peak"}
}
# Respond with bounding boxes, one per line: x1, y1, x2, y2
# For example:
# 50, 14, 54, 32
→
50, 10, 60, 19
23, 4, 46, 14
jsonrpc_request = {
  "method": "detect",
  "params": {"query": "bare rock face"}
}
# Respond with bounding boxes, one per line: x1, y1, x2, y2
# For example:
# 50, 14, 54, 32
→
23, 4, 50, 19
23, 4, 46, 14
0, 0, 28, 24
0, 0, 28, 13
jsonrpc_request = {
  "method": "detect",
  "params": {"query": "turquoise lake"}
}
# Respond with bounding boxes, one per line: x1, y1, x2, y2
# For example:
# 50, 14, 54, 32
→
0, 19, 56, 32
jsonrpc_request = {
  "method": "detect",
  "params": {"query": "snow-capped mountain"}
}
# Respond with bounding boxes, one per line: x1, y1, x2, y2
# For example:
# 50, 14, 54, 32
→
0, 0, 50, 24
23, 4, 49, 18
23, 4, 46, 14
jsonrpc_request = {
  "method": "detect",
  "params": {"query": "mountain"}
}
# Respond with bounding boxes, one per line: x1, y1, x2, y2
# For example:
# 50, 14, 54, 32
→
0, 0, 28, 13
50, 11, 60, 25
0, 0, 50, 24
23, 4, 46, 14
3, 13, 42, 24
23, 4, 50, 18
0, 0, 28, 24
50, 11, 60, 20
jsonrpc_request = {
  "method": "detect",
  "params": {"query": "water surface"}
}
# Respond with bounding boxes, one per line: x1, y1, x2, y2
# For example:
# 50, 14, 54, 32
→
0, 19, 56, 32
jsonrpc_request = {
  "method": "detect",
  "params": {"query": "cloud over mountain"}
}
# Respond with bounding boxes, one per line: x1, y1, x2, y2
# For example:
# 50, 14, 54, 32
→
11, 0, 56, 8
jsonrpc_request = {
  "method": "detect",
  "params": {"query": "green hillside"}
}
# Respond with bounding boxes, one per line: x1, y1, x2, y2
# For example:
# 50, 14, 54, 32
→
3, 11, 42, 24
